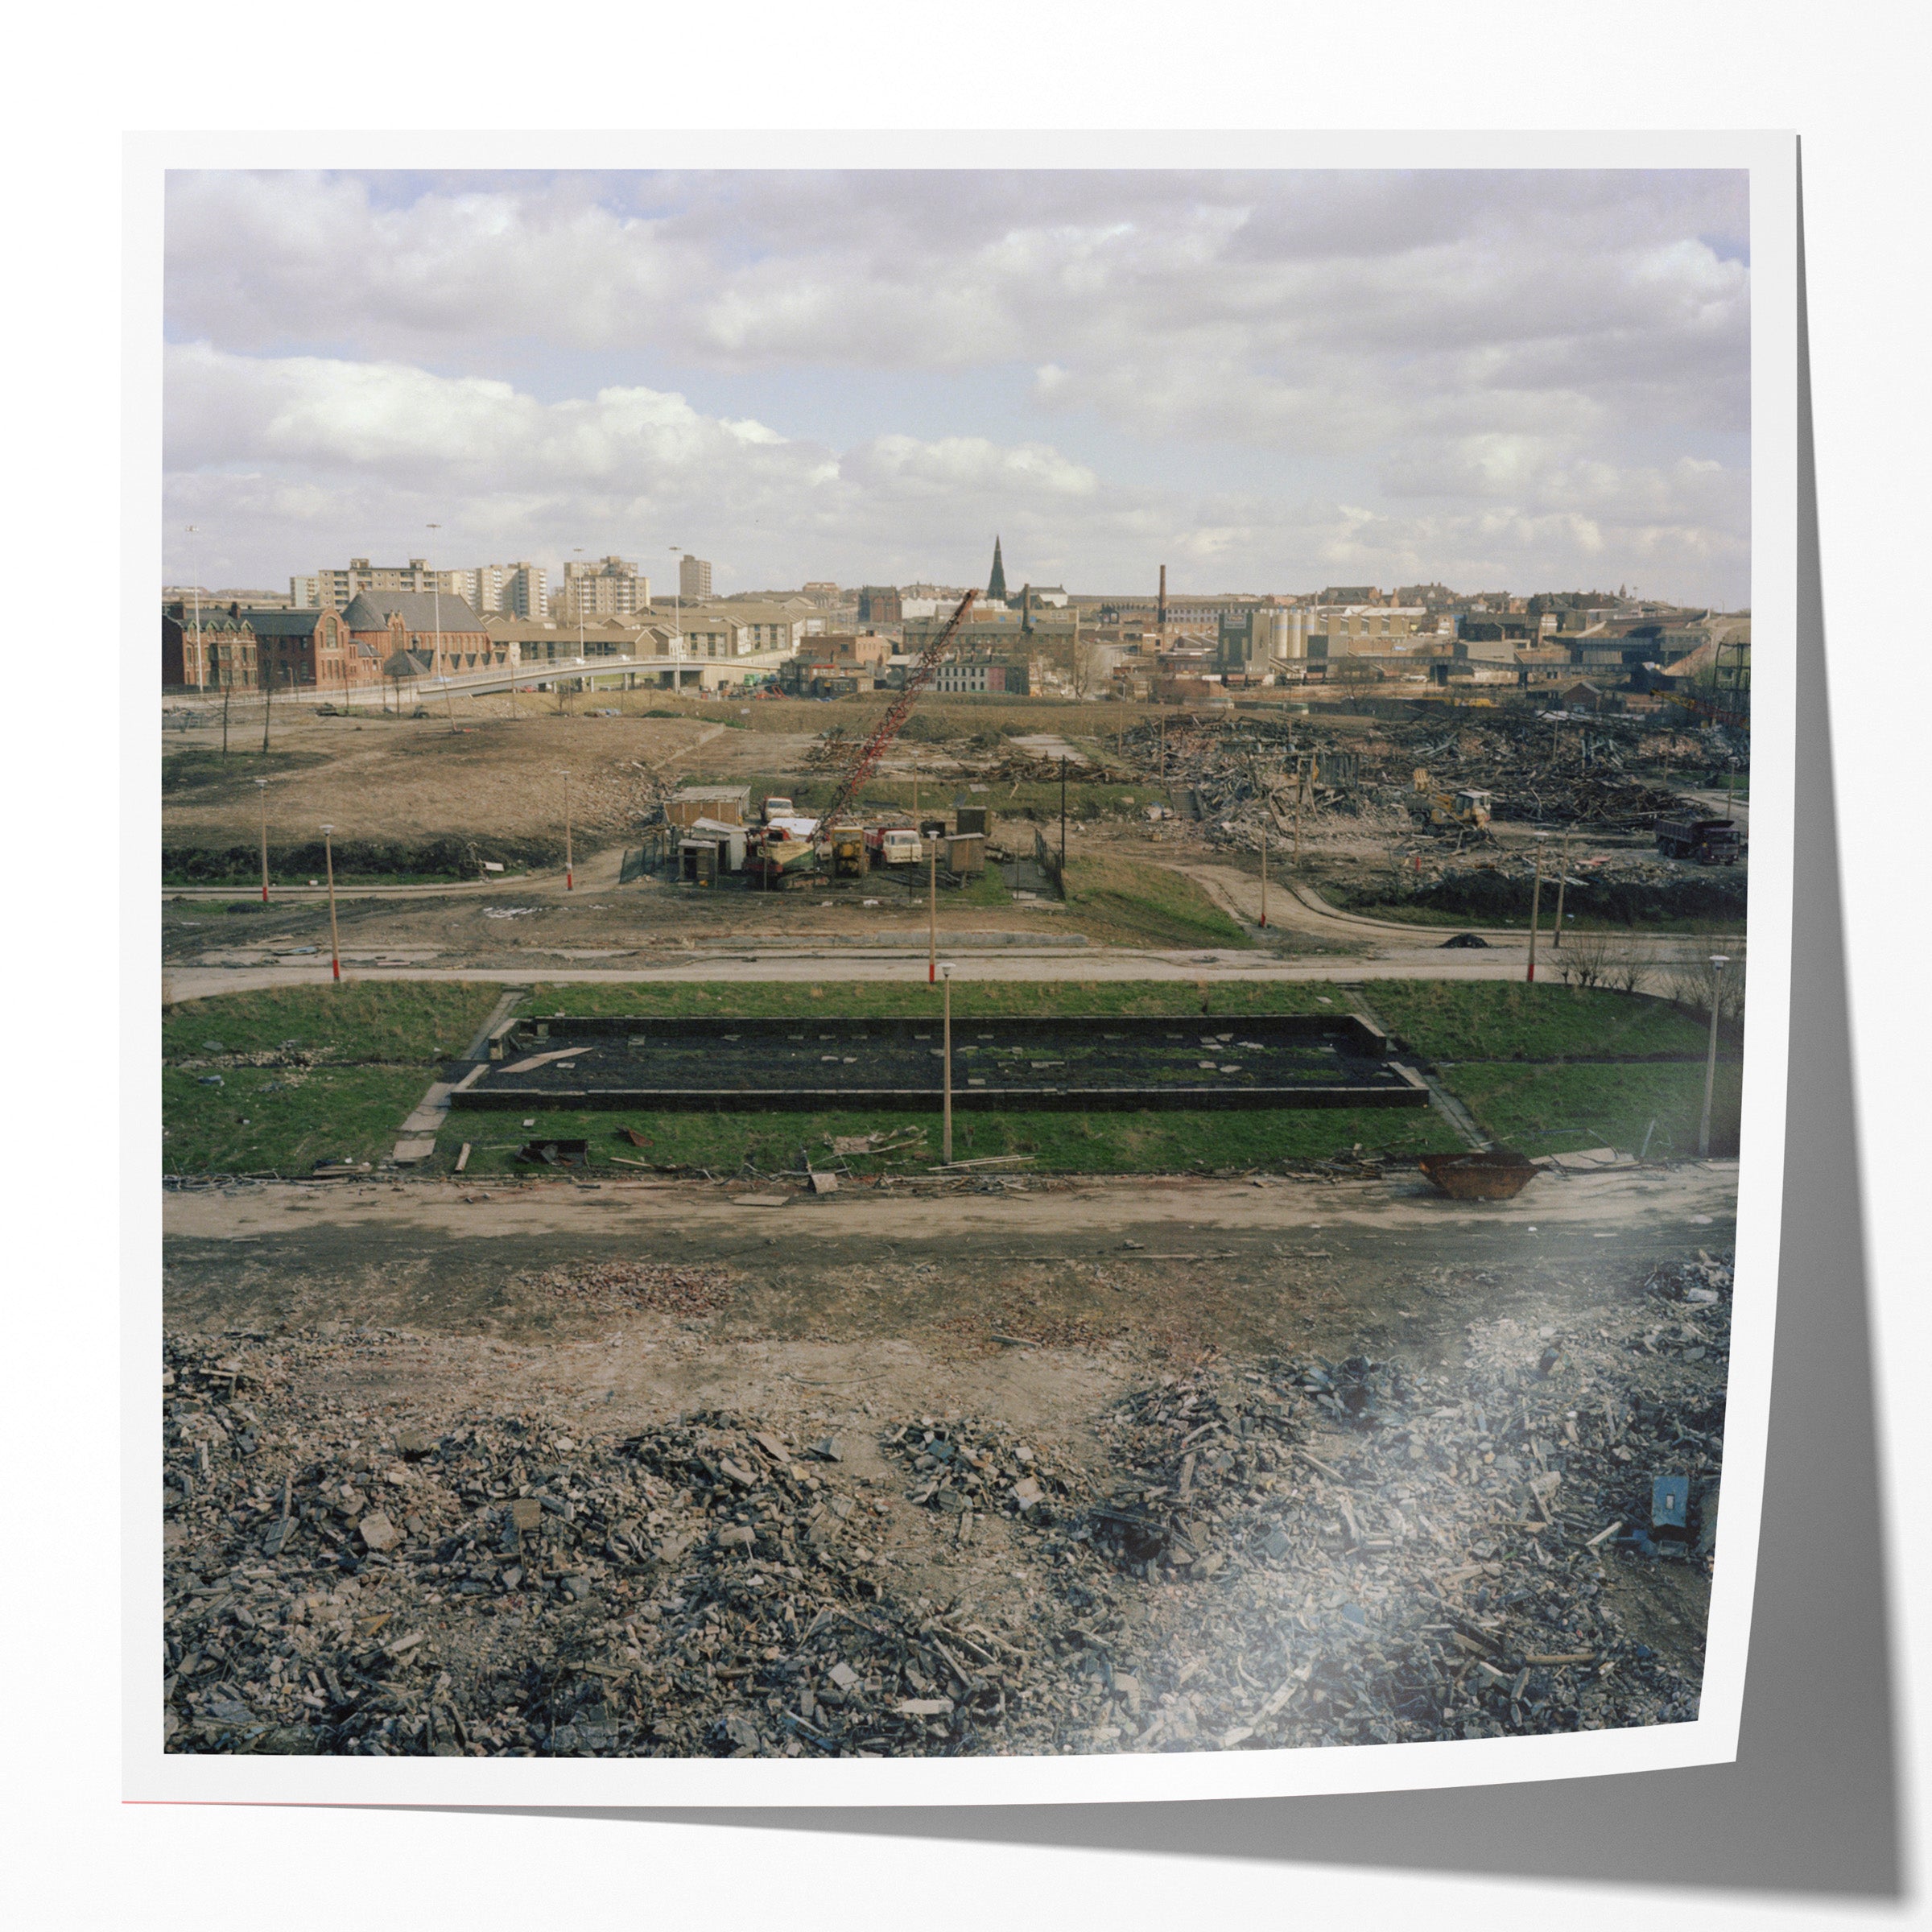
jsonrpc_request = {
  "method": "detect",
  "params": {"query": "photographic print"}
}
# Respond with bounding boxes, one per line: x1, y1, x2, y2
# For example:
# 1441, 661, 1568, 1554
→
137, 137, 1794, 1801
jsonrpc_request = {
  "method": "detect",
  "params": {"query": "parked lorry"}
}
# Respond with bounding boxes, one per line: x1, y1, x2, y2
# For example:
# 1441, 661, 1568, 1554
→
1655, 815, 1742, 865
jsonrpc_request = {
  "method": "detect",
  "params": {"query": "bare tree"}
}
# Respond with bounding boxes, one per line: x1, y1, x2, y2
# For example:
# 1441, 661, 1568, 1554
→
1664, 949, 1747, 1026
1555, 927, 1615, 989
1068, 636, 1104, 700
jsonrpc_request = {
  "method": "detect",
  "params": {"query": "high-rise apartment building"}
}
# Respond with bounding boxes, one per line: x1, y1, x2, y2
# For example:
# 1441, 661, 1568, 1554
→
293, 558, 547, 617
679, 555, 713, 600
439, 561, 548, 619
561, 555, 651, 621
294, 558, 450, 609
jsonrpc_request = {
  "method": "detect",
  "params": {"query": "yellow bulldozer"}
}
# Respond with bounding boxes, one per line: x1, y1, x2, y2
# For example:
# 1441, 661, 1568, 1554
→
1410, 767, 1494, 831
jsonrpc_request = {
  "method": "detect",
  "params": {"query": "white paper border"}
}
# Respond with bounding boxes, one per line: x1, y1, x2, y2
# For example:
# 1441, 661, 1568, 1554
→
125, 126, 1797, 1806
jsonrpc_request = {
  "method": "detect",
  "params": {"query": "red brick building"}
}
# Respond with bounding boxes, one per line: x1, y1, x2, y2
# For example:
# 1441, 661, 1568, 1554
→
341, 590, 493, 676
242, 606, 378, 695
162, 602, 258, 691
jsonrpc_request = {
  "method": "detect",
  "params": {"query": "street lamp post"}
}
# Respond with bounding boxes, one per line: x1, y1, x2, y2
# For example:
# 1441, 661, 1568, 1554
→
428, 526, 454, 735
1699, 955, 1730, 1156
670, 548, 686, 696
185, 525, 204, 692
927, 834, 938, 984
320, 824, 341, 983
940, 961, 954, 1164
255, 778, 270, 903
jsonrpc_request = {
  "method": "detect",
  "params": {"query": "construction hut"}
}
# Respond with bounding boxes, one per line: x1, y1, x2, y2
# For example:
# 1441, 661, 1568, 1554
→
678, 817, 746, 881
667, 784, 753, 829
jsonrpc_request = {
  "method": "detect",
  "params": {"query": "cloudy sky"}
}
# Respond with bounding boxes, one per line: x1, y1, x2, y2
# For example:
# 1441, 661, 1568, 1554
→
163, 168, 1750, 603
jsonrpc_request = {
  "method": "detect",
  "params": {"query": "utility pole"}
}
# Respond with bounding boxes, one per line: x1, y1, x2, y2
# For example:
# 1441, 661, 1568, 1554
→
940, 961, 954, 1164
558, 769, 574, 890
255, 778, 270, 903
1525, 834, 1546, 983
260, 641, 274, 755
927, 835, 938, 985
1552, 824, 1572, 948
1249, 754, 1269, 925
1699, 955, 1729, 1155
1059, 757, 1068, 877
1294, 758, 1304, 866
320, 824, 341, 983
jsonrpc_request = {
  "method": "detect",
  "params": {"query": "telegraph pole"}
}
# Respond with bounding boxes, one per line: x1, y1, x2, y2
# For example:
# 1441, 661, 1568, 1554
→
256, 778, 270, 903
1525, 834, 1546, 982
1059, 756, 1068, 877
320, 824, 341, 983
927, 836, 938, 984
1552, 824, 1572, 947
558, 769, 574, 890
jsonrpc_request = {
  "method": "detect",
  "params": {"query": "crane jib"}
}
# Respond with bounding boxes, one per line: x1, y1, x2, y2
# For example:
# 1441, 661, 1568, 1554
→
818, 588, 980, 828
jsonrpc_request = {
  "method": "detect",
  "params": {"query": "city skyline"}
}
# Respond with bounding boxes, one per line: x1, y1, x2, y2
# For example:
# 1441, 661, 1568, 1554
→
163, 169, 1751, 606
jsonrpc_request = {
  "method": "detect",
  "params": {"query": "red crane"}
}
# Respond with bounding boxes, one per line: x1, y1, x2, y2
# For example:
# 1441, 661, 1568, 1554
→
816, 588, 980, 829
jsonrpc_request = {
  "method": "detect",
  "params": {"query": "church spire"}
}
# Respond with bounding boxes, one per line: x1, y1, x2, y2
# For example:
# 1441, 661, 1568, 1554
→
986, 535, 1008, 603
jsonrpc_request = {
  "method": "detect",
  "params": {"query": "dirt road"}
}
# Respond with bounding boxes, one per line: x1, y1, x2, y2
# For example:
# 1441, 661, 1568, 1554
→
165, 1163, 1737, 1364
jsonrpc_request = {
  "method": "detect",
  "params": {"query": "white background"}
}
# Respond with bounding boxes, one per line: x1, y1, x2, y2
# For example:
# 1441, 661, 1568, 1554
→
5, 2, 1926, 1925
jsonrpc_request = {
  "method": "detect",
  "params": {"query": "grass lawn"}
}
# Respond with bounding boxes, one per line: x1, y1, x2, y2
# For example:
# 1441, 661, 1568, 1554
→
512, 979, 1343, 1022
440, 1102, 1460, 1179
1058, 850, 1253, 949
163, 982, 507, 1174
1366, 982, 1713, 1062
163, 981, 506, 1063
1439, 1060, 1744, 1159
163, 1065, 431, 1174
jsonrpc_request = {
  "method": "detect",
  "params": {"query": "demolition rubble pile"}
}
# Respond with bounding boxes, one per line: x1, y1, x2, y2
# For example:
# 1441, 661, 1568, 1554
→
1111, 712, 1732, 849
1040, 1253, 1730, 1749
165, 1258, 1728, 1757
163, 1343, 1125, 1760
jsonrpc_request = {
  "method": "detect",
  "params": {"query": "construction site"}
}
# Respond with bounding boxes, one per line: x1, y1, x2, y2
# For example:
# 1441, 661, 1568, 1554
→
160, 597, 1749, 1762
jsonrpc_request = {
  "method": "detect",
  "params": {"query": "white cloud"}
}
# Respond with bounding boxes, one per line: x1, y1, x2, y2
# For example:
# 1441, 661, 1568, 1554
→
163, 169, 1752, 600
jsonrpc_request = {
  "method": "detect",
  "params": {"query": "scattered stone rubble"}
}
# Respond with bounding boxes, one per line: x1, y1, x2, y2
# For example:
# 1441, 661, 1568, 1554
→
163, 1254, 1728, 1757
518, 1260, 736, 1317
